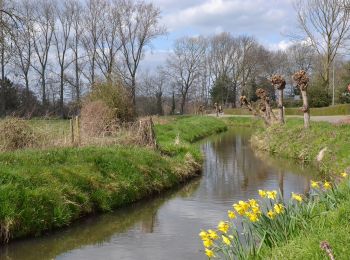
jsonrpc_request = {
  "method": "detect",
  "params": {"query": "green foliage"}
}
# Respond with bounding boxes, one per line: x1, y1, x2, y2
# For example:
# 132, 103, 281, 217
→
210, 74, 234, 104
308, 79, 332, 107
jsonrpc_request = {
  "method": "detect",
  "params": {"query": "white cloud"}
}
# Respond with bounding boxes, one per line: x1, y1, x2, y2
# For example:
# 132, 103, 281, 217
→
268, 40, 294, 51
159, 0, 296, 39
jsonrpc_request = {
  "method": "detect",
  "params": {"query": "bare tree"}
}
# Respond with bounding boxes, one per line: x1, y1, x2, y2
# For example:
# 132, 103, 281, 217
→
54, 0, 74, 117
69, 0, 84, 103
0, 0, 16, 116
141, 66, 167, 115
167, 36, 206, 114
95, 1, 122, 81
116, 0, 166, 107
295, 0, 350, 89
12, 0, 35, 107
286, 42, 315, 73
82, 0, 105, 85
32, 0, 56, 106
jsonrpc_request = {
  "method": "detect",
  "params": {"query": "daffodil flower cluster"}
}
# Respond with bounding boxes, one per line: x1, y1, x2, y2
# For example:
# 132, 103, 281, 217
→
199, 172, 347, 259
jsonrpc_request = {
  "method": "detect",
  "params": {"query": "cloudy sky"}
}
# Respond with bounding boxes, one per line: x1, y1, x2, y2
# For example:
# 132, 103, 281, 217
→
143, 0, 298, 69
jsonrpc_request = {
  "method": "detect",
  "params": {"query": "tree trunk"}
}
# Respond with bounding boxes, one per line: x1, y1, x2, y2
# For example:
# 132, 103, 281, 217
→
180, 95, 186, 115
60, 69, 64, 118
278, 89, 284, 124
301, 89, 310, 129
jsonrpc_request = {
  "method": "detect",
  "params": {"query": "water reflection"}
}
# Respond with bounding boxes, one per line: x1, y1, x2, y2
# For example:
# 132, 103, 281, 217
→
0, 129, 317, 260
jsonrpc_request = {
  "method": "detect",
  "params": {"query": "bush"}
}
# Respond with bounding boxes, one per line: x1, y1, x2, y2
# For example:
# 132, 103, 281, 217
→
0, 118, 38, 151
80, 100, 118, 137
87, 81, 135, 122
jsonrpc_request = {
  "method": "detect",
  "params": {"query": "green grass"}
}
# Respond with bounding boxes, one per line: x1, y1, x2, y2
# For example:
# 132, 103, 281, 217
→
0, 116, 227, 243
285, 104, 350, 116
260, 183, 350, 259
251, 118, 350, 259
224, 108, 253, 115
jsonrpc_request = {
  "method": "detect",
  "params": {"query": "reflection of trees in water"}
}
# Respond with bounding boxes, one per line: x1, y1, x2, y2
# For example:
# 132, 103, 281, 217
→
203, 130, 315, 200
204, 131, 271, 196
0, 179, 201, 260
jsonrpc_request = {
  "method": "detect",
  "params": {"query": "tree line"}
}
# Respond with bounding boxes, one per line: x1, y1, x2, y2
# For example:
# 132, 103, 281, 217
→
1, 0, 350, 117
0, 0, 164, 117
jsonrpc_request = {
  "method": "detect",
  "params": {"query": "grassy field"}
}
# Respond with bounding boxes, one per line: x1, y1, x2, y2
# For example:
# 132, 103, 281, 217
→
0, 116, 227, 243
285, 104, 350, 116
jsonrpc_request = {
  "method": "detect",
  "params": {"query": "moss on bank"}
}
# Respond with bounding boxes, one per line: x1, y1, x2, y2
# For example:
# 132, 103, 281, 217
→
0, 116, 226, 243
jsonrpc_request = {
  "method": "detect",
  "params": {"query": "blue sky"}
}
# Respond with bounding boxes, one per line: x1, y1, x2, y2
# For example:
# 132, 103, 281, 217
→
143, 0, 298, 69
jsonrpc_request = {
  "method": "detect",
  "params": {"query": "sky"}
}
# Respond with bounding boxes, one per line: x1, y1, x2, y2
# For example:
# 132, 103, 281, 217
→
143, 0, 298, 70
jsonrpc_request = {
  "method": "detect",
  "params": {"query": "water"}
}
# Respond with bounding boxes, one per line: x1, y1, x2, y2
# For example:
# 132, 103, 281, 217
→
0, 129, 317, 260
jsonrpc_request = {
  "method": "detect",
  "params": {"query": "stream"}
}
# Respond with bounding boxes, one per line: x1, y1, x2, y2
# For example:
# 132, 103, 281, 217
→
0, 129, 317, 260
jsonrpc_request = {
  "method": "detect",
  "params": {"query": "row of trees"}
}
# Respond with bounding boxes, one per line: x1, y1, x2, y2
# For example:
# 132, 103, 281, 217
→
1, 0, 350, 117
141, 34, 318, 115
0, 0, 165, 117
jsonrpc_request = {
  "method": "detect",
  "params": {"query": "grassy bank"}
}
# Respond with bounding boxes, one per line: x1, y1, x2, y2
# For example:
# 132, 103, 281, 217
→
251, 119, 350, 259
285, 104, 350, 116
0, 116, 226, 243
252, 119, 350, 175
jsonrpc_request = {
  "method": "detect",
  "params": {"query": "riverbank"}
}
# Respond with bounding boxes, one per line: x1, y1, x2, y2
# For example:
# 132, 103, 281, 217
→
247, 117, 350, 259
252, 118, 350, 175
0, 116, 227, 243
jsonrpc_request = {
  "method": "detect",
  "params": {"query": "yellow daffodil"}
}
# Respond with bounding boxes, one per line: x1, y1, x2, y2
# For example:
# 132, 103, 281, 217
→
199, 231, 208, 240
229, 235, 234, 239
291, 192, 303, 202
274, 203, 284, 214
323, 181, 332, 190
208, 229, 219, 240
249, 199, 258, 207
341, 172, 348, 178
246, 212, 259, 222
267, 210, 276, 219
203, 238, 213, 248
266, 190, 277, 200
311, 180, 319, 188
205, 248, 215, 258
251, 205, 262, 215
258, 189, 267, 198
217, 221, 230, 234
228, 210, 236, 219
222, 235, 231, 245
233, 201, 250, 215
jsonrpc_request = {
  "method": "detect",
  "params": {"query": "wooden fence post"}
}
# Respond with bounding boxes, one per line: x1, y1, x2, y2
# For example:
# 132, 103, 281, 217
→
75, 116, 80, 146
70, 119, 74, 145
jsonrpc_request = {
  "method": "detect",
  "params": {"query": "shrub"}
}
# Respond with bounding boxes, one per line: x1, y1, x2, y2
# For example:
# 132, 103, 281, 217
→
80, 100, 118, 137
0, 118, 37, 151
87, 80, 135, 122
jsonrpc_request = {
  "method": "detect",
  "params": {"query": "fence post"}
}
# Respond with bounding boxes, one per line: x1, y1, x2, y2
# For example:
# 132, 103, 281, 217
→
70, 119, 74, 145
75, 116, 80, 146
